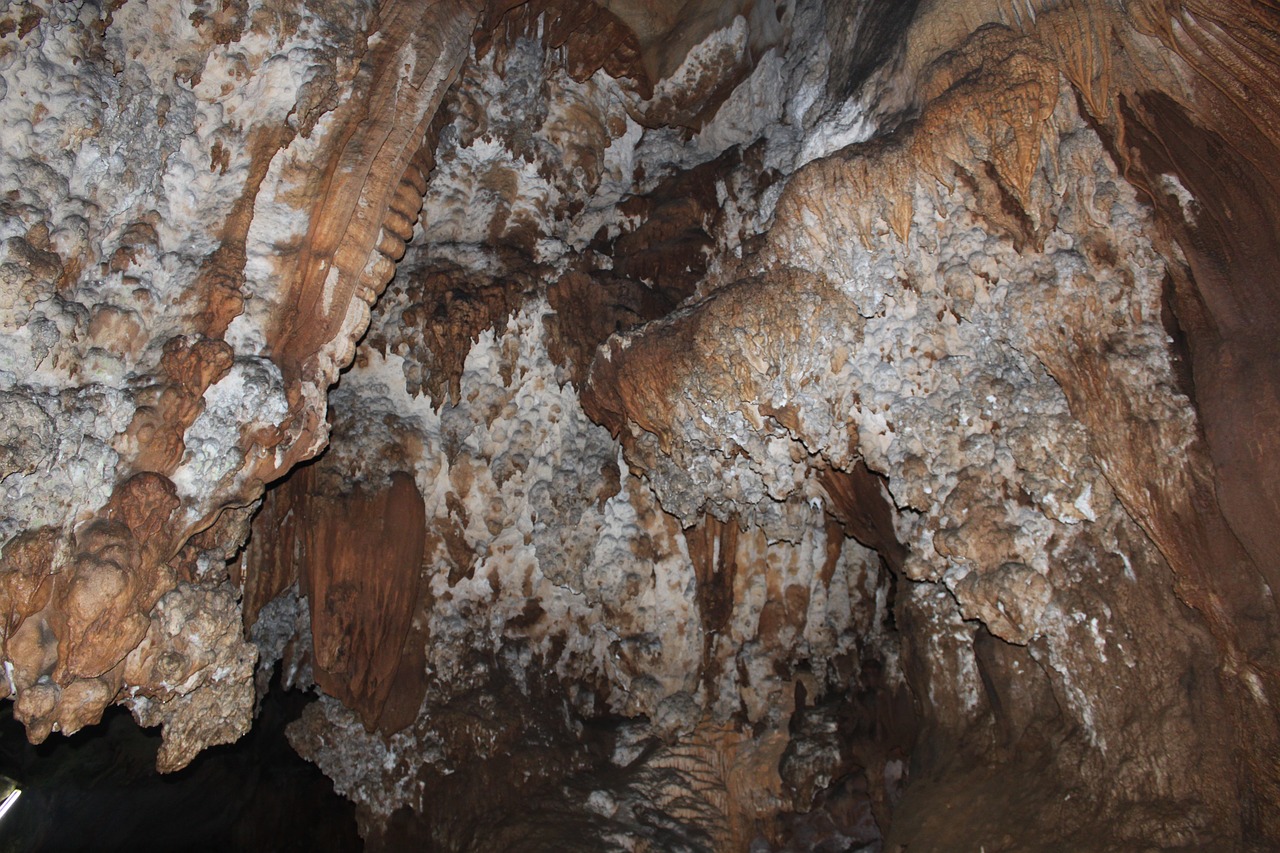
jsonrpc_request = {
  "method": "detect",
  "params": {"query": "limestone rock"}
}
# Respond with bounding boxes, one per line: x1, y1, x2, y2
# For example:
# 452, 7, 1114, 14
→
0, 0, 479, 765
1, 0, 1279, 849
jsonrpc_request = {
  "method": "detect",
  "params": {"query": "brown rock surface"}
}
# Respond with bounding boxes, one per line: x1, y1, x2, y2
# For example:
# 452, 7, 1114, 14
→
0, 0, 479, 768
297, 468, 426, 729
2, 0, 1279, 849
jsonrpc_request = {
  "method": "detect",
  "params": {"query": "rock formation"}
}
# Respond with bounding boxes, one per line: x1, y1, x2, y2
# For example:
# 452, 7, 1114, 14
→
2, 0, 1278, 849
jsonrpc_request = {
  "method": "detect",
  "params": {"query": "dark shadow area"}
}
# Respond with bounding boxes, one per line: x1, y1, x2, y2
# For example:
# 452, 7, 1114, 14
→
0, 675, 361, 853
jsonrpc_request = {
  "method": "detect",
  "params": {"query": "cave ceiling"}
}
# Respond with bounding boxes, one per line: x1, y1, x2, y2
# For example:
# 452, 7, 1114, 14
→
1, 0, 1279, 848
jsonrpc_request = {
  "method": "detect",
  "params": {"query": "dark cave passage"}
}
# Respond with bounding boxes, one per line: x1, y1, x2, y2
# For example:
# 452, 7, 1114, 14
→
0, 676, 360, 853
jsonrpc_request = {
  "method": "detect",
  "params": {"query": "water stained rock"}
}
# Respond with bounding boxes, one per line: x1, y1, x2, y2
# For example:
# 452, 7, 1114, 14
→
1, 0, 1279, 849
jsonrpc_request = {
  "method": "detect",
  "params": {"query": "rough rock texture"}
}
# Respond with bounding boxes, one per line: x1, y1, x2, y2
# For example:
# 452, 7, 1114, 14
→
586, 24, 1272, 846
0, 0, 480, 768
3, 0, 1280, 850
269, 296, 897, 847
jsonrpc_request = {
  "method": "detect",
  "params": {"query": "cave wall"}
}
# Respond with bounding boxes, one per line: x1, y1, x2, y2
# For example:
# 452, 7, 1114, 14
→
0, 0, 487, 767
586, 24, 1262, 846
1, 0, 1278, 849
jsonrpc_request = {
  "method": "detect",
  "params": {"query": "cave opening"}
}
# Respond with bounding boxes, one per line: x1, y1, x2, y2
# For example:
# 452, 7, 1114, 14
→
2, 0, 1279, 850
0, 673, 360, 852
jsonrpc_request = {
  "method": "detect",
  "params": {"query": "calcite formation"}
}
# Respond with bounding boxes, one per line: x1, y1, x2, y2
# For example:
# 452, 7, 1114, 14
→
2, 0, 1279, 849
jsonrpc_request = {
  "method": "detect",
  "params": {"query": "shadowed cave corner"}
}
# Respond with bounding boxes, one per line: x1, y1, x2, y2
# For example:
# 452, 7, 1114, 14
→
0, 672, 360, 853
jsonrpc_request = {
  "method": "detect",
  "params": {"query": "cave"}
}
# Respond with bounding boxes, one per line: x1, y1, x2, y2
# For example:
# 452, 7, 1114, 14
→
1, 0, 1278, 850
